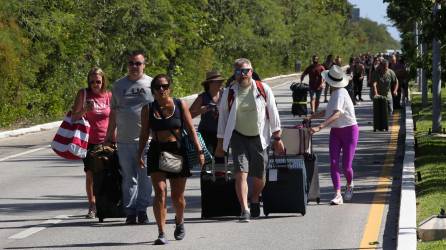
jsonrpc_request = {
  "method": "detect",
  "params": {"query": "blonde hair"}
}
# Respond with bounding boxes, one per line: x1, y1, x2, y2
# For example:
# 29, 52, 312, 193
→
87, 67, 107, 92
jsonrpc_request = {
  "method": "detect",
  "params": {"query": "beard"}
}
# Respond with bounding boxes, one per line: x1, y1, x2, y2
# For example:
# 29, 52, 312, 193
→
239, 77, 251, 86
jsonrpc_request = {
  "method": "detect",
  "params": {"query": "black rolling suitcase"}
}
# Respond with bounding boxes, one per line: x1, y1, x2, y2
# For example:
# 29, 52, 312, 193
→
200, 160, 241, 218
262, 154, 307, 216
281, 121, 320, 204
373, 95, 389, 131
290, 82, 309, 117
91, 147, 125, 222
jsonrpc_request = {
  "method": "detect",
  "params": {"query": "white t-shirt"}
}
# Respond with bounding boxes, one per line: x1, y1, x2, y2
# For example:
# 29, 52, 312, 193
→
325, 88, 357, 128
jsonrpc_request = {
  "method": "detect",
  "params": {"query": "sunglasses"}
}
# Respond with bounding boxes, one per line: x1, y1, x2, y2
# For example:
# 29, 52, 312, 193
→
88, 80, 102, 84
128, 61, 144, 66
152, 84, 170, 91
235, 68, 251, 76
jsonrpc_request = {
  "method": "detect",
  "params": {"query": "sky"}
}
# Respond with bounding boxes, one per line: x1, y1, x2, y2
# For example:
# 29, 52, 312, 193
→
348, 0, 401, 41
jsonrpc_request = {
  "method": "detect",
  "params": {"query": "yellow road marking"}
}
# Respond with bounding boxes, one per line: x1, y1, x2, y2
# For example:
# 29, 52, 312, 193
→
359, 112, 400, 248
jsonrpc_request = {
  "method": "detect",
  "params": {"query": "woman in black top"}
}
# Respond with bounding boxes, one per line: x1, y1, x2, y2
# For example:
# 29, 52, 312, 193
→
137, 74, 204, 245
189, 71, 225, 156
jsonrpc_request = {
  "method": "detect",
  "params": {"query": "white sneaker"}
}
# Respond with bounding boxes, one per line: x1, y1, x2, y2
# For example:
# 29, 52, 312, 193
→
344, 186, 354, 201
330, 194, 343, 205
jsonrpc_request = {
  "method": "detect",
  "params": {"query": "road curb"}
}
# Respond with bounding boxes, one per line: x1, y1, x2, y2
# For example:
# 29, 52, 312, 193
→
397, 104, 417, 249
0, 73, 301, 140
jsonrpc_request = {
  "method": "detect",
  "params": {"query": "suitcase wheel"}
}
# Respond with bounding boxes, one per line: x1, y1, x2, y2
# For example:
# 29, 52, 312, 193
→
316, 198, 320, 204
373, 129, 376, 132
98, 217, 104, 223
301, 211, 306, 216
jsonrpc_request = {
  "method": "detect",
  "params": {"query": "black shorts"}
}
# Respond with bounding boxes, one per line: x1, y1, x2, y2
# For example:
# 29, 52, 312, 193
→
147, 140, 191, 178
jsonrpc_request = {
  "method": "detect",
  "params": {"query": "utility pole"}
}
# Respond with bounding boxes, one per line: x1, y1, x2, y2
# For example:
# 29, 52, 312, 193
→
422, 41, 428, 106
415, 22, 421, 92
432, 1, 442, 133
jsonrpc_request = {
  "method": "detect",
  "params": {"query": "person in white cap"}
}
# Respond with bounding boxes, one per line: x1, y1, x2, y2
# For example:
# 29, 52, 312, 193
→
305, 65, 359, 205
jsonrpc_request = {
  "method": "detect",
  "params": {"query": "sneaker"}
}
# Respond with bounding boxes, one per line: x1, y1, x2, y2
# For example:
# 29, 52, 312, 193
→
154, 233, 168, 245
174, 222, 186, 240
330, 194, 343, 205
250, 203, 260, 218
344, 184, 354, 201
85, 207, 96, 219
125, 215, 137, 225
137, 212, 149, 224
239, 210, 251, 222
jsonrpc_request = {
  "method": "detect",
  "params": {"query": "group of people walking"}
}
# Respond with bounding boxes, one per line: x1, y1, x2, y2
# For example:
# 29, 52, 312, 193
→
71, 49, 410, 244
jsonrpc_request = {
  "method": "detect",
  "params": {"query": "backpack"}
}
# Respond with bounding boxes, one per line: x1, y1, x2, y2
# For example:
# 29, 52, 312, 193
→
227, 80, 269, 119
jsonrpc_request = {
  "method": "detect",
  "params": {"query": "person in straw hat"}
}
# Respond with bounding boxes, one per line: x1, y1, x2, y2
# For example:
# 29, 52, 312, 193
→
306, 65, 359, 205
190, 70, 225, 156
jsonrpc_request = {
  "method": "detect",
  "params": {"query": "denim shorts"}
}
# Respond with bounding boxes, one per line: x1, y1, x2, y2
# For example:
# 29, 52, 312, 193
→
309, 89, 322, 100
230, 131, 268, 178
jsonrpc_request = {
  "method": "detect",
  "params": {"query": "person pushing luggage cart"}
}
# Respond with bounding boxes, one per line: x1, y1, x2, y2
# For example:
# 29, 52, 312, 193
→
306, 65, 359, 205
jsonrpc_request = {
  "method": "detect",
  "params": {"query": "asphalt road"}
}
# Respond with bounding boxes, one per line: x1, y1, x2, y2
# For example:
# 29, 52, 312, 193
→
0, 75, 403, 250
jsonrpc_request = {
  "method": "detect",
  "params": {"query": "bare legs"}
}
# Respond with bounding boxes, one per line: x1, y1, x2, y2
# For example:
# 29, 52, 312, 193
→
151, 172, 187, 234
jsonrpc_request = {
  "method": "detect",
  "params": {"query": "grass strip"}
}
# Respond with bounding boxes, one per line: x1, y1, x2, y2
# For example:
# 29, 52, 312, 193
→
411, 88, 446, 249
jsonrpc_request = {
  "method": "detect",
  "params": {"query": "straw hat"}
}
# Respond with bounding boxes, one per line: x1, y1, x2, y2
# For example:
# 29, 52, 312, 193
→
321, 65, 349, 88
201, 70, 225, 86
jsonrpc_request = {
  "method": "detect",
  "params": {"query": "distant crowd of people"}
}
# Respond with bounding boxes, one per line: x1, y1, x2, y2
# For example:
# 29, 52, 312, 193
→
300, 52, 408, 114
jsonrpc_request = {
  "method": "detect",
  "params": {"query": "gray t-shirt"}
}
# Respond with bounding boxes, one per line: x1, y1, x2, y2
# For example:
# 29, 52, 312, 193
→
111, 74, 153, 143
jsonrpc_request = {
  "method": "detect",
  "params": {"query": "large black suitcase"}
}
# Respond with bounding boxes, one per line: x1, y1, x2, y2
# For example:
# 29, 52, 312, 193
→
290, 82, 309, 117
262, 154, 307, 216
200, 162, 241, 218
92, 148, 125, 222
373, 95, 389, 131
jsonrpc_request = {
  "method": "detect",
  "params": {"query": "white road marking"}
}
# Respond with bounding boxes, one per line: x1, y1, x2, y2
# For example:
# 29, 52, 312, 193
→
8, 215, 70, 239
0, 145, 50, 162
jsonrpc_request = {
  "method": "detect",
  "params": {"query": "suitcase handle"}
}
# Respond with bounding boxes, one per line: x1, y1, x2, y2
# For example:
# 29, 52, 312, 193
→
202, 153, 229, 182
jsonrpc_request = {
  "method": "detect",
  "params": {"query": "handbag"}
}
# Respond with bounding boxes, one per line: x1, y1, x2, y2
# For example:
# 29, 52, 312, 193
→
181, 129, 213, 169
51, 89, 90, 160
159, 151, 183, 173
154, 99, 213, 169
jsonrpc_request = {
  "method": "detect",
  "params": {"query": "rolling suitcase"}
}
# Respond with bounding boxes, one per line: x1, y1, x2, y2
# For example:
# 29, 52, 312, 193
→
290, 82, 309, 117
200, 159, 241, 218
304, 153, 320, 204
282, 121, 320, 204
92, 147, 125, 222
373, 95, 389, 131
262, 154, 307, 216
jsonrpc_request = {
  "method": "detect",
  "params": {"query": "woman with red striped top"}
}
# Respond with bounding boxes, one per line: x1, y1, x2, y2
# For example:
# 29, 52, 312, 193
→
72, 67, 112, 219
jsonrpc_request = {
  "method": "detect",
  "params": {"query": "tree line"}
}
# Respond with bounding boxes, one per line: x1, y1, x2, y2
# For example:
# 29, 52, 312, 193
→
0, 0, 399, 128
385, 0, 445, 82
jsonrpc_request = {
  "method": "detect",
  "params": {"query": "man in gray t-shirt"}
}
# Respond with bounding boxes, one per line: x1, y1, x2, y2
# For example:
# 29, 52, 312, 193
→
105, 51, 153, 224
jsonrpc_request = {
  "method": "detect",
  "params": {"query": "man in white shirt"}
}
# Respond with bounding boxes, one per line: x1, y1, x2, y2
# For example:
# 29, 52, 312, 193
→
215, 58, 285, 222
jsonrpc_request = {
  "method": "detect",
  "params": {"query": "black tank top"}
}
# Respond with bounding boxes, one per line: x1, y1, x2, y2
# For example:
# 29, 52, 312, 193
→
149, 99, 182, 131
198, 92, 219, 133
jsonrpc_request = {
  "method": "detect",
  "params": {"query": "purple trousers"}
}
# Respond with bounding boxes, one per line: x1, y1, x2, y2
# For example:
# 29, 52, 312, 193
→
329, 124, 359, 191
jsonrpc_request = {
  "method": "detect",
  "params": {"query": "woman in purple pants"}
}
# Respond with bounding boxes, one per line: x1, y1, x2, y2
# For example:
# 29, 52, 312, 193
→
307, 65, 359, 205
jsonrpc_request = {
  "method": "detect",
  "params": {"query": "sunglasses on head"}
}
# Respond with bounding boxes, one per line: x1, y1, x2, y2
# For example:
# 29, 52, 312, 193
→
88, 80, 102, 84
128, 61, 144, 66
152, 84, 170, 91
235, 68, 251, 76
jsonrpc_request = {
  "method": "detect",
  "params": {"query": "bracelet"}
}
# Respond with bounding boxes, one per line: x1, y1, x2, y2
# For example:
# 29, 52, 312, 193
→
272, 137, 281, 141
197, 149, 204, 155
